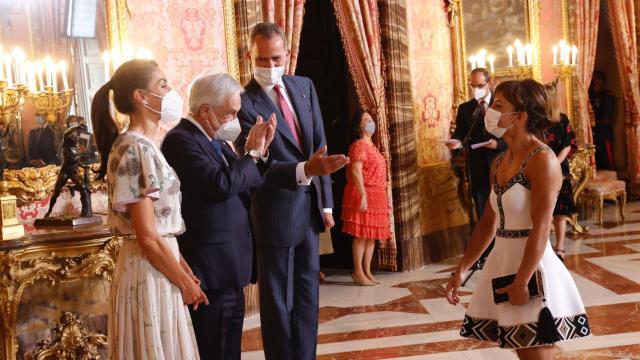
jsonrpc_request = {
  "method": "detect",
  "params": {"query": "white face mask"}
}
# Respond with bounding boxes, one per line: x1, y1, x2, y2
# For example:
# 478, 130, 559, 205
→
473, 87, 487, 100
214, 118, 242, 142
484, 108, 516, 138
204, 107, 242, 142
142, 89, 184, 124
254, 65, 285, 87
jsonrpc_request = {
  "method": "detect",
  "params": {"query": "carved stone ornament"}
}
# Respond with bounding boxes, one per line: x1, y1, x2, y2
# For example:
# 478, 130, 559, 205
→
24, 312, 106, 360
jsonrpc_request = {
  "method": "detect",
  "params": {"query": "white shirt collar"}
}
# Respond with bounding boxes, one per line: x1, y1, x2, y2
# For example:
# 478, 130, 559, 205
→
185, 115, 212, 142
478, 92, 492, 105
259, 77, 286, 93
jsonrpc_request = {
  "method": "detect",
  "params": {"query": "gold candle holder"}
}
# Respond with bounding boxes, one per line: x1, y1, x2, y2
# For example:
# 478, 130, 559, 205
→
0, 81, 29, 126
29, 86, 74, 125
552, 64, 577, 80
508, 65, 534, 80
0, 80, 27, 240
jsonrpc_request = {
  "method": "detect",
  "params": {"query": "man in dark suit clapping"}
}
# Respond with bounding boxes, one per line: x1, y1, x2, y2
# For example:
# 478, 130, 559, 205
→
237, 22, 349, 360
162, 72, 276, 360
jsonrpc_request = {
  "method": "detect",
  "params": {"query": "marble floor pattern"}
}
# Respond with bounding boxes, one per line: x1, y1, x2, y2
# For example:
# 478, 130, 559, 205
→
242, 201, 640, 359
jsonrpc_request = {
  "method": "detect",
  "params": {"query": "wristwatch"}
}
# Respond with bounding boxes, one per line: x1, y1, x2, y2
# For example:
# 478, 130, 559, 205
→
246, 149, 261, 162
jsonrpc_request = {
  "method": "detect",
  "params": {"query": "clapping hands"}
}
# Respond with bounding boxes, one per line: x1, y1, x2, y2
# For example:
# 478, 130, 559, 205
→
245, 113, 277, 156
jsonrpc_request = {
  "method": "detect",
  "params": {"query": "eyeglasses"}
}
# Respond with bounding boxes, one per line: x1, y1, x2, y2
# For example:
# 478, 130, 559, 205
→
469, 83, 488, 89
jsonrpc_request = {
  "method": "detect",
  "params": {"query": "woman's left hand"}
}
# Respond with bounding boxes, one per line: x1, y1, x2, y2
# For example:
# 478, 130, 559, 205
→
495, 282, 529, 306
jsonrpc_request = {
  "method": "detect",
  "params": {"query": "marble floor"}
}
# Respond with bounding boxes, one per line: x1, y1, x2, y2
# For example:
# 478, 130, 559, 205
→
242, 201, 640, 359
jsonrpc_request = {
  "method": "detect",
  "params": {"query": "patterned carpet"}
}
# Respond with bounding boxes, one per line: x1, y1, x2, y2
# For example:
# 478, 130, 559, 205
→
242, 201, 640, 359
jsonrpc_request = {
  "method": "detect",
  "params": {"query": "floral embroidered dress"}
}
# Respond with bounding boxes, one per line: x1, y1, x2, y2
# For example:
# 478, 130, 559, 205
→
107, 131, 199, 360
545, 113, 578, 215
341, 139, 391, 240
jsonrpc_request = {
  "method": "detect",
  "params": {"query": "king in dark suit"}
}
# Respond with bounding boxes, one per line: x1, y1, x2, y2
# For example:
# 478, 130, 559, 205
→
236, 23, 349, 360
161, 72, 276, 360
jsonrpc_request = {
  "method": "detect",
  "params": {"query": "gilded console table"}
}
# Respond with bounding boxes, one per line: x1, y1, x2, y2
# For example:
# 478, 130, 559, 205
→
0, 221, 119, 359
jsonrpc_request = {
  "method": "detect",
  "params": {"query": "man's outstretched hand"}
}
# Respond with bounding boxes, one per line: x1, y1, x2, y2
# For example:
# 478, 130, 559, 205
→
304, 146, 349, 177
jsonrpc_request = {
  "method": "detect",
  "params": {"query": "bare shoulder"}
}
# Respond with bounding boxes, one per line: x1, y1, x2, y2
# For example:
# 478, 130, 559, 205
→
525, 147, 562, 183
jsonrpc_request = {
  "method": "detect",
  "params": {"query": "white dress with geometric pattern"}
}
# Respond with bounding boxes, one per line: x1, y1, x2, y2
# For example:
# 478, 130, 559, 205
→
106, 131, 199, 359
460, 146, 591, 349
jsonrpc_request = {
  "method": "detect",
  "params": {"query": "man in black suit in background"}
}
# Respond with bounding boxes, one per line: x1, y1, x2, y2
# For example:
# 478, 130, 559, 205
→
445, 68, 506, 266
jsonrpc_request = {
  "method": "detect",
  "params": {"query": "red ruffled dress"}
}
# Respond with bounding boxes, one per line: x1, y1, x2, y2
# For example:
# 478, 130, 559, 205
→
341, 139, 391, 240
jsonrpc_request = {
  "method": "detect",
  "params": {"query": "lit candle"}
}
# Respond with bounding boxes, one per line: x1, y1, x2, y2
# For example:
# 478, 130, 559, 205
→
552, 45, 558, 65
51, 62, 58, 92
563, 45, 570, 65
487, 54, 495, 74
526, 44, 533, 66
27, 62, 36, 92
123, 43, 133, 61
477, 49, 487, 68
59, 61, 69, 90
4, 54, 13, 87
36, 61, 44, 91
571, 45, 578, 66
44, 56, 52, 87
468, 55, 477, 70
514, 39, 523, 65
507, 46, 513, 67
102, 51, 111, 82
12, 47, 25, 84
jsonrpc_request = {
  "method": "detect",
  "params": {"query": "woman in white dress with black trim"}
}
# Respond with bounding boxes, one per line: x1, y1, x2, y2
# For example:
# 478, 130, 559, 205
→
446, 79, 590, 359
91, 59, 208, 359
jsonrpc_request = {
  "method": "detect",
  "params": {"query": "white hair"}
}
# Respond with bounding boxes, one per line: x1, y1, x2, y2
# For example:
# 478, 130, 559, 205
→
188, 72, 244, 115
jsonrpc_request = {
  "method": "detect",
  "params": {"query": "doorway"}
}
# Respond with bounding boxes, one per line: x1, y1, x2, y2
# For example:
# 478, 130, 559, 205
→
295, 0, 360, 269
592, 0, 626, 176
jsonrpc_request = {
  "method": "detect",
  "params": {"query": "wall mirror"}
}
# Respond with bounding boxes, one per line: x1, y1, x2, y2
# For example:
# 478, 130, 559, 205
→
0, 0, 106, 170
449, 0, 541, 106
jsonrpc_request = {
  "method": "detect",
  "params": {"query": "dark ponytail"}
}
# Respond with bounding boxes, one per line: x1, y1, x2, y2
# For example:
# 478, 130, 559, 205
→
90, 59, 159, 180
91, 81, 117, 179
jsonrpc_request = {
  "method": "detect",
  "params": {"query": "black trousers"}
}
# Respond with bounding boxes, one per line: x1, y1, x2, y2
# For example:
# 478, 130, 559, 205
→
257, 232, 320, 360
189, 287, 245, 360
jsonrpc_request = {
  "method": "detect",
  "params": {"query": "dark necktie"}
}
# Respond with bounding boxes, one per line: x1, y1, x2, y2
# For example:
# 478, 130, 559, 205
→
211, 140, 228, 166
479, 100, 487, 116
273, 84, 302, 148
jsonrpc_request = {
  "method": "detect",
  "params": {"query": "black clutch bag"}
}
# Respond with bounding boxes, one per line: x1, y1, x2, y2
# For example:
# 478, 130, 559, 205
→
491, 270, 544, 304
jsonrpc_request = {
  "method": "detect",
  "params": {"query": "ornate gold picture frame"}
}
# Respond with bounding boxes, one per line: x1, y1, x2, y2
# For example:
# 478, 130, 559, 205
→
448, 0, 542, 107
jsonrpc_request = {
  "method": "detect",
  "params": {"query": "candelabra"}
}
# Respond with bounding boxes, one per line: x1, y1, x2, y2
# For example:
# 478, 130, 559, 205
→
29, 86, 74, 125
552, 63, 576, 80
508, 64, 534, 79
0, 80, 27, 240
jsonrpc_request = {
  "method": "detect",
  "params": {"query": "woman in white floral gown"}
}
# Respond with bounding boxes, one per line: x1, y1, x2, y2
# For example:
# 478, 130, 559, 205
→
91, 59, 207, 359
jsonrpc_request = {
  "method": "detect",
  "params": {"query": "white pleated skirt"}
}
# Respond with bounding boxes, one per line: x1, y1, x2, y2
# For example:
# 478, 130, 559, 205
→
108, 236, 200, 359
461, 235, 591, 349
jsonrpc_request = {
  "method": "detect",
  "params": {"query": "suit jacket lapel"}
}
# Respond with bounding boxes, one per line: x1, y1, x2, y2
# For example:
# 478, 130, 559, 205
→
247, 79, 304, 156
180, 119, 226, 167
282, 76, 312, 158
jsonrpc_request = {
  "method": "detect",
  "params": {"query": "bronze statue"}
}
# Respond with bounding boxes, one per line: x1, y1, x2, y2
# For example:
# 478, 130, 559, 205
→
44, 124, 93, 218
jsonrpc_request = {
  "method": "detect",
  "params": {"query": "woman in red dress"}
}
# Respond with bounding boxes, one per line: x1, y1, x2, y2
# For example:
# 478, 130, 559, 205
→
342, 110, 391, 286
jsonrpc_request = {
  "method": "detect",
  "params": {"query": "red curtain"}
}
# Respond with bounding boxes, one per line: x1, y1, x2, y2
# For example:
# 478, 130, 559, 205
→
333, 0, 396, 270
608, 0, 640, 182
261, 0, 305, 74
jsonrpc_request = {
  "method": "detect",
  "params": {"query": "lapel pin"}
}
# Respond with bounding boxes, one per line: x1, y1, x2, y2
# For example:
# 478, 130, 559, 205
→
302, 94, 306, 98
